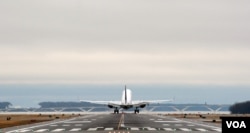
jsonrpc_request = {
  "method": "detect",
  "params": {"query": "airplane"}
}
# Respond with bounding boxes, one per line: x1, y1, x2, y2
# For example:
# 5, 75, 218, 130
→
80, 85, 173, 114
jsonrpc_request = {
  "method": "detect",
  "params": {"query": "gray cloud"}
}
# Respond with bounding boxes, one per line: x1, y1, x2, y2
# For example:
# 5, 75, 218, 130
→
1, 0, 250, 47
0, 0, 250, 85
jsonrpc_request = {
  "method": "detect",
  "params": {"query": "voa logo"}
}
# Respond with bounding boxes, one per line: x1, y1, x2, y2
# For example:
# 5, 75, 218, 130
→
226, 121, 246, 128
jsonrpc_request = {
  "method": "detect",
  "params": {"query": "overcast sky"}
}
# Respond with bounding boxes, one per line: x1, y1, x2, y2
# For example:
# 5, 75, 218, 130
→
1, 0, 250, 85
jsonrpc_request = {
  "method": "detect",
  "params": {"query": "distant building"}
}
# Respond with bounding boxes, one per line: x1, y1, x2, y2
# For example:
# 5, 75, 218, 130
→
0, 102, 12, 109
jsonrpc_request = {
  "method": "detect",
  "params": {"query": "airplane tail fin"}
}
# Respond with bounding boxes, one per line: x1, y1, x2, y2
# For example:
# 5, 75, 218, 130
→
125, 85, 127, 104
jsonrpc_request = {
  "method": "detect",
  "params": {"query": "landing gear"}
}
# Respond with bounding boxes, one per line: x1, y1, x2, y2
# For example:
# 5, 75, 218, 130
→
134, 108, 139, 114
114, 108, 119, 114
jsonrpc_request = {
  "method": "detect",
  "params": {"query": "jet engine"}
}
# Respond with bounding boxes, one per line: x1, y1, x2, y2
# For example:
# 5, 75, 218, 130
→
140, 104, 146, 108
108, 105, 113, 108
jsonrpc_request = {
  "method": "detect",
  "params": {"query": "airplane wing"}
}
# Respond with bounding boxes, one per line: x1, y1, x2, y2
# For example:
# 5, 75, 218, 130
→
141, 99, 173, 104
80, 99, 173, 107
80, 100, 110, 104
132, 99, 173, 107
80, 100, 121, 108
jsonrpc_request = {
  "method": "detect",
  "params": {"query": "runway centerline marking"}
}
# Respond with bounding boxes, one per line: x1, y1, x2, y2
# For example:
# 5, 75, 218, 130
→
117, 113, 125, 130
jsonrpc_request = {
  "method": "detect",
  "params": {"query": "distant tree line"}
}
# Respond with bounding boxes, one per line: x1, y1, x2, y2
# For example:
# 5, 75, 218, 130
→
229, 101, 250, 114
38, 102, 103, 108
0, 102, 12, 109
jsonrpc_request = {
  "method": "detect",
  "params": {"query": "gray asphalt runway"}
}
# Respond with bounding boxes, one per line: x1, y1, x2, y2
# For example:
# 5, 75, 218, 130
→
4, 113, 221, 133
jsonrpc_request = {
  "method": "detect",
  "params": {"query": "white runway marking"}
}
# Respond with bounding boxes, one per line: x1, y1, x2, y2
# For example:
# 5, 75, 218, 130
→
179, 128, 192, 131
131, 127, 139, 130
195, 128, 207, 132
34, 129, 49, 132
18, 129, 31, 132
150, 119, 154, 120
120, 123, 125, 127
51, 129, 65, 132
187, 124, 195, 126
87, 128, 98, 131
104, 128, 114, 131
163, 124, 169, 126
163, 128, 175, 131
69, 128, 81, 131
212, 128, 222, 132
62, 124, 70, 126
147, 127, 156, 131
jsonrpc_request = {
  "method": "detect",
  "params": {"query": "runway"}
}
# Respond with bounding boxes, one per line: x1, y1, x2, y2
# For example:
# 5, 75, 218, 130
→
4, 113, 221, 133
